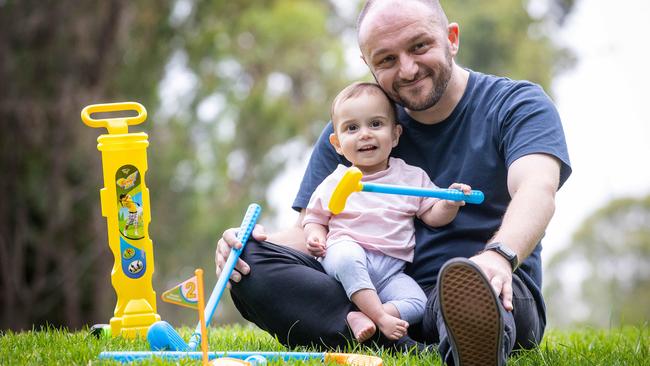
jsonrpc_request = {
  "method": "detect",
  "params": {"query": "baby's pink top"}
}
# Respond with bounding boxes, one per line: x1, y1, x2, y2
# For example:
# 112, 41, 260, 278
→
303, 157, 439, 262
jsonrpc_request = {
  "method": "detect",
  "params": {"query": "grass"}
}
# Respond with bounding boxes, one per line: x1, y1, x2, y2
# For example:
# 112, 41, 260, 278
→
0, 324, 648, 365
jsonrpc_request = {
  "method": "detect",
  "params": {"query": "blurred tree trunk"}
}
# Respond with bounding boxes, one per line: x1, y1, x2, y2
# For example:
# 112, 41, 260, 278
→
0, 0, 171, 330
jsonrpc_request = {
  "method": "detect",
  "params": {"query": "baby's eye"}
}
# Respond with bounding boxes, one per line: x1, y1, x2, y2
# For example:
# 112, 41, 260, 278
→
346, 124, 359, 132
370, 120, 383, 128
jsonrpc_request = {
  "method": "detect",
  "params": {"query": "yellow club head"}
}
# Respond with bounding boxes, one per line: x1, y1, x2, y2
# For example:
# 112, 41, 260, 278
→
328, 167, 363, 215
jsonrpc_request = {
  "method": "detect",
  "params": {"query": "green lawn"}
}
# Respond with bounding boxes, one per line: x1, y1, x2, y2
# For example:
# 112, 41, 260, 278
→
1, 325, 648, 365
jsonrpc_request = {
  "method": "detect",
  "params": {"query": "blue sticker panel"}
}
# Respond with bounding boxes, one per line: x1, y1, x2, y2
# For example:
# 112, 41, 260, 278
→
120, 237, 146, 279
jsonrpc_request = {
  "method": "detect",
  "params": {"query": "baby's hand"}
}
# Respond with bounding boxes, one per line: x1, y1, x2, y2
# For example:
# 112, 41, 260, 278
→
306, 234, 327, 257
444, 182, 472, 207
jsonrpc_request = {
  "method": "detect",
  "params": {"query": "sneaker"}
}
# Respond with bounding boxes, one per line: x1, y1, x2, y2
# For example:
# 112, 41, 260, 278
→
438, 258, 504, 366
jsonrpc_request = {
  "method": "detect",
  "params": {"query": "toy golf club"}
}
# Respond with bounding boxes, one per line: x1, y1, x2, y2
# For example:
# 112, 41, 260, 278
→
146, 203, 262, 351
99, 351, 383, 365
328, 167, 485, 214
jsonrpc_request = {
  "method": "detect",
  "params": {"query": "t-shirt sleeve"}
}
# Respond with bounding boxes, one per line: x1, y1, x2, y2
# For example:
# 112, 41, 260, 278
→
302, 177, 333, 227
292, 122, 348, 211
497, 83, 572, 188
415, 167, 440, 218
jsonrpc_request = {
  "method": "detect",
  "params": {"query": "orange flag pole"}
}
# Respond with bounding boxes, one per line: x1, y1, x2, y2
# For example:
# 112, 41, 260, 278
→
195, 269, 209, 366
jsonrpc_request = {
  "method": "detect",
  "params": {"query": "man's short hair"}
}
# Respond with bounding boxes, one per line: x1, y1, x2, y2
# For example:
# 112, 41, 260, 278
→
357, 0, 447, 36
330, 82, 397, 127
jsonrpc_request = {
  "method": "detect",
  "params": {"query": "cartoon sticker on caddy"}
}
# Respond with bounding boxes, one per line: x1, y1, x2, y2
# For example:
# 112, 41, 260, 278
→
116, 165, 144, 240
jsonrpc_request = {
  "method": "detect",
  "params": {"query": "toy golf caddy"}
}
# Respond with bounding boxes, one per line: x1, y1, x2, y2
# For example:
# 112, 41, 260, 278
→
81, 102, 160, 338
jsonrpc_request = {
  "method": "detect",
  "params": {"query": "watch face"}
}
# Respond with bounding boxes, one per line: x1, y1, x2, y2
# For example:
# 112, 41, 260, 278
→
490, 243, 518, 271
499, 245, 515, 257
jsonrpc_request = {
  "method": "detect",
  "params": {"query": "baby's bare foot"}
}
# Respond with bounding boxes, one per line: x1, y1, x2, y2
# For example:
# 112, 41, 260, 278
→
346, 311, 377, 342
376, 313, 408, 340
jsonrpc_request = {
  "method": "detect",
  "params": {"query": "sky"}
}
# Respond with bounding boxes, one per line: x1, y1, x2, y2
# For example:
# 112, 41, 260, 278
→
267, 0, 650, 265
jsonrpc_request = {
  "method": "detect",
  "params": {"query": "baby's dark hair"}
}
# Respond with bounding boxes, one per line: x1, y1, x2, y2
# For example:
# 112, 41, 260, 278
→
330, 82, 398, 127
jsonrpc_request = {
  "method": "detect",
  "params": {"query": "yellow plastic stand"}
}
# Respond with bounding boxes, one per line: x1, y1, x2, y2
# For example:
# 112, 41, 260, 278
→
81, 102, 160, 338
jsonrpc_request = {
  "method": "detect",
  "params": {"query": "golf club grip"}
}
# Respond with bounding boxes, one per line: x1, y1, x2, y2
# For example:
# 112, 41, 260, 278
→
363, 183, 484, 204
188, 203, 262, 350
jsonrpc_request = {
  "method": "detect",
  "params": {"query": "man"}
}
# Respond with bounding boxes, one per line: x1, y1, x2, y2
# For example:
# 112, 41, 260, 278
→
215, 0, 571, 365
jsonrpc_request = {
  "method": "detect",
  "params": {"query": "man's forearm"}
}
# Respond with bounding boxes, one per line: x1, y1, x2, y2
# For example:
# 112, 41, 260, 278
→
489, 154, 561, 262
489, 182, 556, 261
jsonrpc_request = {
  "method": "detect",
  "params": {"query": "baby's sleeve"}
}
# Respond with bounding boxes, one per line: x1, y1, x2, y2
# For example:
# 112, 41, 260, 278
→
301, 178, 333, 227
415, 169, 440, 218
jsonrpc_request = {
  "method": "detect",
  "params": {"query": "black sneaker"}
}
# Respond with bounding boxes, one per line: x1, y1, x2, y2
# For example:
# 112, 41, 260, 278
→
438, 258, 504, 366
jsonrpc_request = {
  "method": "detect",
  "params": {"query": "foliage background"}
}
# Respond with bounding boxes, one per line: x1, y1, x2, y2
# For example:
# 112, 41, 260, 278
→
3, 0, 645, 332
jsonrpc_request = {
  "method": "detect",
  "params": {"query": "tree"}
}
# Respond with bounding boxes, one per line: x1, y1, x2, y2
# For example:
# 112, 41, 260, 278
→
546, 195, 650, 327
0, 0, 174, 330
444, 0, 575, 90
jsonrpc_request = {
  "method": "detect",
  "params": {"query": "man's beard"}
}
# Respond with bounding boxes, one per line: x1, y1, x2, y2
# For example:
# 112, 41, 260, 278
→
388, 48, 453, 111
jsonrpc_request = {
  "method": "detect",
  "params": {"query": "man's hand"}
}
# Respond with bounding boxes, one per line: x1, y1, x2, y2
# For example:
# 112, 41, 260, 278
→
470, 251, 514, 311
215, 224, 267, 287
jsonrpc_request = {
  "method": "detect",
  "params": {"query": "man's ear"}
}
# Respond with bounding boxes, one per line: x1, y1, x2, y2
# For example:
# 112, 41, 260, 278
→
447, 22, 460, 57
329, 133, 344, 155
392, 124, 403, 148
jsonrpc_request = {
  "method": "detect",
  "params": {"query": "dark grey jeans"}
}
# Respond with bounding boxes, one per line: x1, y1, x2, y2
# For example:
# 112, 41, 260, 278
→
231, 239, 546, 357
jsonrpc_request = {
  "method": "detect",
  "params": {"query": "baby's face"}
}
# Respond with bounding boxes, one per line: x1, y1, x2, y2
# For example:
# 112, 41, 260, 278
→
330, 93, 401, 175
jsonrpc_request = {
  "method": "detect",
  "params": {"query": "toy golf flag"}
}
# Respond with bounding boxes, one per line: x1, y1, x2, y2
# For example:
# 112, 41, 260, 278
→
162, 274, 200, 309
162, 269, 209, 366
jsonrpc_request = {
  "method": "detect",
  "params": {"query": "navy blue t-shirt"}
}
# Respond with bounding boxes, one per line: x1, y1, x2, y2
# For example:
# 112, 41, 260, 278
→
293, 70, 571, 295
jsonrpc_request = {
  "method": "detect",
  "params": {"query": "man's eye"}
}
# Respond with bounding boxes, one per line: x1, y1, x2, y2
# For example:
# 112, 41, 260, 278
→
378, 55, 395, 65
413, 42, 428, 53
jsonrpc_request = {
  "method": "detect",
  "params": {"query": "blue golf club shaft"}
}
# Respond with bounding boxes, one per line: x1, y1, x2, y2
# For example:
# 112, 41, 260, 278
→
362, 183, 485, 204
187, 203, 261, 350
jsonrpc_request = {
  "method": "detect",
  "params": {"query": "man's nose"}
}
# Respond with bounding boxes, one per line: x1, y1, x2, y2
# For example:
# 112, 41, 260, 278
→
398, 54, 418, 81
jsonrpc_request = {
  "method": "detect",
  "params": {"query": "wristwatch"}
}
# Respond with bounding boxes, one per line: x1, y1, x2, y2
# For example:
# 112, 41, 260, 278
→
484, 242, 518, 272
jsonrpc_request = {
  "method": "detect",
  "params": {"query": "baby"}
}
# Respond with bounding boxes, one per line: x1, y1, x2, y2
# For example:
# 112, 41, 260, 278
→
303, 82, 471, 342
